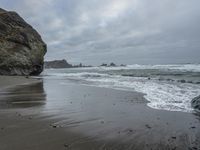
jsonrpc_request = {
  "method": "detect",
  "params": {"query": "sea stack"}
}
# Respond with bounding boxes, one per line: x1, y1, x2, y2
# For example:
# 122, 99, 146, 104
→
0, 8, 46, 75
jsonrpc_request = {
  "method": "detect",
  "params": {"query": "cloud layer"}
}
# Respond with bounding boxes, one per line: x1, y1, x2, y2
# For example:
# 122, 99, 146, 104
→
1, 0, 200, 64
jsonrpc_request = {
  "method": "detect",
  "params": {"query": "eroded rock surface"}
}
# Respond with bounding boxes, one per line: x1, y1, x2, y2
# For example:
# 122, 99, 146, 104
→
0, 8, 46, 75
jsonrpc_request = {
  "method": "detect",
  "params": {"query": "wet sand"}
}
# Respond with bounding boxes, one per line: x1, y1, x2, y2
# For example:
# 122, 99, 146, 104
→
0, 76, 41, 90
0, 78, 200, 150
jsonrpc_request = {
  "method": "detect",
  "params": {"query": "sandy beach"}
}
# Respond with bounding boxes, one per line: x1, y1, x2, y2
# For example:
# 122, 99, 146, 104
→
0, 77, 199, 150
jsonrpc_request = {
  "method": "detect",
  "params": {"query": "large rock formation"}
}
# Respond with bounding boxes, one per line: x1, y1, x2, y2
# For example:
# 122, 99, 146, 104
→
44, 59, 72, 69
191, 95, 200, 111
0, 8, 46, 75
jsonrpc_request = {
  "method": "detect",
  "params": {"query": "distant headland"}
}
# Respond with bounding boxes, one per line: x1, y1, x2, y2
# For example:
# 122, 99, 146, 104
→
44, 59, 92, 69
44, 59, 126, 69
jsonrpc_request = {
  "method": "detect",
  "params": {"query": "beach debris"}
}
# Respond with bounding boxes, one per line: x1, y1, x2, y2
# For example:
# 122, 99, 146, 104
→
100, 120, 105, 124
171, 147, 177, 150
50, 124, 58, 128
64, 144, 69, 148
188, 147, 198, 150
28, 116, 33, 120
145, 124, 152, 129
171, 136, 176, 139
16, 112, 22, 117
128, 129, 133, 132
190, 126, 196, 129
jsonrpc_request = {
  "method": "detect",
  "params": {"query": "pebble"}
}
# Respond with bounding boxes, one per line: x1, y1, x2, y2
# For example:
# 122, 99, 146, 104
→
50, 124, 58, 128
128, 129, 133, 132
100, 121, 105, 124
145, 124, 151, 129
190, 126, 196, 129
64, 144, 69, 148
171, 136, 176, 139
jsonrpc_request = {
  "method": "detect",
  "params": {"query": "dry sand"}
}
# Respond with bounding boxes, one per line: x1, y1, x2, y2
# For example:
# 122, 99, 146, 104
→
0, 77, 200, 150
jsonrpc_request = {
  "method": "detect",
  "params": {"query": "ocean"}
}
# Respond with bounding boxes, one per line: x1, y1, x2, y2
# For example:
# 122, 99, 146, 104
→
42, 64, 200, 113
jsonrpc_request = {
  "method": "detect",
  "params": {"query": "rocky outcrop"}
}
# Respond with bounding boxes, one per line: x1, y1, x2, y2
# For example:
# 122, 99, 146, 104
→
100, 63, 117, 67
44, 59, 72, 69
191, 95, 200, 111
109, 62, 116, 67
0, 8, 46, 75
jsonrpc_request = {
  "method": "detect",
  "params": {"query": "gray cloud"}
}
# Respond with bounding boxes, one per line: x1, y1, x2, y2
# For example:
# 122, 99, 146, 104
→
1, 0, 200, 65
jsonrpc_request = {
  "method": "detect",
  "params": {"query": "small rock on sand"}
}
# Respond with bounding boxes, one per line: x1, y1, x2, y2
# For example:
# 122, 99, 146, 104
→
64, 144, 69, 148
50, 124, 58, 128
171, 136, 176, 139
145, 124, 151, 129
190, 126, 196, 129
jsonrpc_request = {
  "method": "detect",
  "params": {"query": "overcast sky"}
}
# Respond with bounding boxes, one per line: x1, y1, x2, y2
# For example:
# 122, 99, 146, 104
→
1, 0, 200, 65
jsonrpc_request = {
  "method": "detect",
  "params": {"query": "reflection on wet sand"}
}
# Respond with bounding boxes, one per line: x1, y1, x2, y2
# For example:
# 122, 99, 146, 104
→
41, 79, 200, 150
0, 82, 46, 108
0, 79, 200, 150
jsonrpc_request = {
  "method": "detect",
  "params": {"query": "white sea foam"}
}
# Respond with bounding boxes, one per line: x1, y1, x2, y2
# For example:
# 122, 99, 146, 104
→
50, 72, 200, 112
126, 64, 200, 72
44, 72, 111, 79
79, 64, 200, 72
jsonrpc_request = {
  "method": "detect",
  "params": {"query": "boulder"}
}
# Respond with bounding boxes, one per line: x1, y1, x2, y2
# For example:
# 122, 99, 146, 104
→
100, 63, 108, 67
0, 8, 46, 75
191, 95, 200, 111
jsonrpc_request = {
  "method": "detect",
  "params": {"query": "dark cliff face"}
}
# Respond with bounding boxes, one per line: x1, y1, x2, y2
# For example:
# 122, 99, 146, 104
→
0, 8, 47, 75
44, 59, 72, 69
